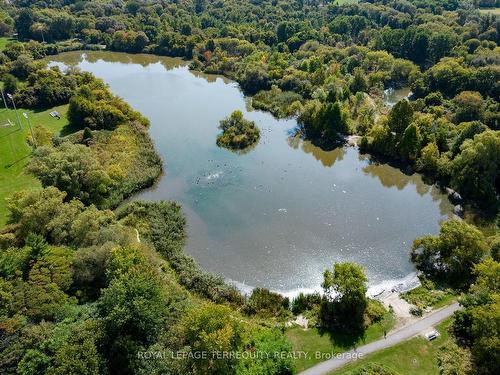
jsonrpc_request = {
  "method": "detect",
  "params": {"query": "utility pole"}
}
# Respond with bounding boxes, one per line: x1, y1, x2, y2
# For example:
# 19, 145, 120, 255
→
23, 112, 36, 149
7, 93, 22, 130
0, 88, 8, 110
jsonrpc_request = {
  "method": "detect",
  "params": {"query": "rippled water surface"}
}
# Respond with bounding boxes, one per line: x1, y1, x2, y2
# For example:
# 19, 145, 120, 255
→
49, 51, 453, 295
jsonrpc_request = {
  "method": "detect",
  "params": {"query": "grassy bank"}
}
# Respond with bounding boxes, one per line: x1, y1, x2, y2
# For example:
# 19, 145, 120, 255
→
330, 319, 452, 375
286, 312, 395, 372
0, 105, 68, 225
478, 7, 500, 16
0, 37, 15, 52
401, 279, 457, 311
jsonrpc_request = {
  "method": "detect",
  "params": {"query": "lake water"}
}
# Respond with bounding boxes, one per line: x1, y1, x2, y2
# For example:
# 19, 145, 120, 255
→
48, 51, 453, 297
383, 87, 412, 107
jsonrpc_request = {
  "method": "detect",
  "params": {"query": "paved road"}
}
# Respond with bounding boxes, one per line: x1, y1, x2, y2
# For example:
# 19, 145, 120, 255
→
299, 302, 460, 375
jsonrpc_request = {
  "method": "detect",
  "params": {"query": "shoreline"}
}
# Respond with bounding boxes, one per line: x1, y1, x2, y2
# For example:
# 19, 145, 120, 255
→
229, 271, 421, 301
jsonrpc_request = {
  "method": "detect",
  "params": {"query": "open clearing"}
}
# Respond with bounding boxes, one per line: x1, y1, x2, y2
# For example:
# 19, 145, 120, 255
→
0, 105, 68, 225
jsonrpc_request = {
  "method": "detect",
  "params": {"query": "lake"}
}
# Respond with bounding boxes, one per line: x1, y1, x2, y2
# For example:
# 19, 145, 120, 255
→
48, 51, 453, 297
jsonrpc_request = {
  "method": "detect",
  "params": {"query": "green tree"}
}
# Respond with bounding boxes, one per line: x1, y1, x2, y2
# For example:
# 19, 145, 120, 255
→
388, 100, 414, 135
2, 73, 18, 95
349, 67, 368, 94
452, 259, 500, 374
451, 130, 500, 206
17, 349, 50, 375
322, 262, 368, 329
437, 341, 473, 375
366, 120, 395, 156
7, 187, 79, 242
182, 303, 243, 374
98, 270, 166, 344
451, 121, 487, 156
14, 8, 34, 40
399, 123, 422, 161
195, 0, 206, 13
217, 110, 260, 150
25, 260, 71, 321
29, 143, 114, 207
411, 219, 488, 288
453, 91, 484, 124
417, 142, 440, 175
49, 320, 103, 375
320, 101, 349, 140
97, 263, 168, 374
429, 32, 457, 63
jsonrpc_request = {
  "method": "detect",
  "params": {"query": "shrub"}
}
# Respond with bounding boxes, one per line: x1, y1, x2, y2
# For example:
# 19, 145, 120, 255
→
243, 288, 290, 318
364, 299, 387, 325
291, 292, 321, 314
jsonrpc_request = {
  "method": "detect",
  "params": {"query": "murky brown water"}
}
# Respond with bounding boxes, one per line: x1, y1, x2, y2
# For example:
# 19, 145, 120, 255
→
48, 51, 453, 296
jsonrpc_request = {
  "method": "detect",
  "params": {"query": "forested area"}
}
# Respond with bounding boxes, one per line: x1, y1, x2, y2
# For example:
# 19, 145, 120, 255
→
0, 0, 498, 208
0, 0, 499, 374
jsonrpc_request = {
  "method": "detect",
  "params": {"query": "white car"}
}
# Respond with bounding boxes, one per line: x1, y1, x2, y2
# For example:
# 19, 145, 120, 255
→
424, 330, 440, 341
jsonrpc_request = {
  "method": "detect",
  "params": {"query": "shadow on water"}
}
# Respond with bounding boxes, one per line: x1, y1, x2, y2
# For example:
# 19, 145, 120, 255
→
216, 140, 258, 156
287, 128, 346, 168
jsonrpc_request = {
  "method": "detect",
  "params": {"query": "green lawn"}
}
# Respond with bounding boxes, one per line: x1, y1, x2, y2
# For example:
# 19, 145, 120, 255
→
330, 319, 452, 375
0, 37, 16, 52
0, 105, 69, 225
286, 313, 395, 372
479, 7, 500, 16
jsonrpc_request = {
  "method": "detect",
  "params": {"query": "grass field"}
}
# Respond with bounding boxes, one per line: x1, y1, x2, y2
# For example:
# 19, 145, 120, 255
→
286, 313, 395, 372
0, 104, 69, 225
330, 319, 452, 375
0, 37, 16, 52
479, 7, 500, 16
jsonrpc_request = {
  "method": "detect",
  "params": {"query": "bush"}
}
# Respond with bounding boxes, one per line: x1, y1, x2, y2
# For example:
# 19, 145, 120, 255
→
364, 299, 387, 325
291, 292, 321, 314
252, 86, 303, 118
409, 306, 423, 317
345, 363, 399, 375
401, 279, 454, 309
243, 288, 290, 318
28, 143, 115, 207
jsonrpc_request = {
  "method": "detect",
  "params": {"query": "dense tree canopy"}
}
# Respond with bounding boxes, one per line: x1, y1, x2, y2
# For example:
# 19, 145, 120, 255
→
0, 0, 498, 207
411, 219, 489, 288
0, 0, 499, 374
